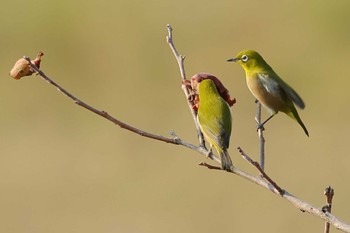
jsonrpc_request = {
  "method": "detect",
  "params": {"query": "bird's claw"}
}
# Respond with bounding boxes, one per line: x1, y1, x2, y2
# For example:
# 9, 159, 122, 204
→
203, 148, 213, 159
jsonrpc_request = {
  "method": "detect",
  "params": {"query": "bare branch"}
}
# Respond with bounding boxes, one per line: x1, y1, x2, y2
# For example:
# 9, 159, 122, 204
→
166, 24, 205, 148
237, 147, 284, 195
198, 162, 222, 170
236, 147, 349, 232
323, 186, 335, 233
255, 101, 266, 170
24, 56, 197, 150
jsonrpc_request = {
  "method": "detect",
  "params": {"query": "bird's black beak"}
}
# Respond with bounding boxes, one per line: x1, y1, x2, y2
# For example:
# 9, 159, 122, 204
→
227, 57, 239, 62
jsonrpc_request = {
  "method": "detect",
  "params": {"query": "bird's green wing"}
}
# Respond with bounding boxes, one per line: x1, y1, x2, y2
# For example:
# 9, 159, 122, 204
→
278, 78, 305, 109
198, 116, 228, 150
257, 73, 281, 96
259, 73, 305, 109
197, 104, 231, 150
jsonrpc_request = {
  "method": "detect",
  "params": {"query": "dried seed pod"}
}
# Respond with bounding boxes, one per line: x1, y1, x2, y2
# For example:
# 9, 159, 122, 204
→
190, 73, 236, 109
9, 58, 31, 80
9, 52, 44, 80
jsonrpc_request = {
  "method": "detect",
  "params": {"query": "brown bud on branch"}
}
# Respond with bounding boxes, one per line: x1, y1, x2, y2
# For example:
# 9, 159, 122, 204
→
9, 52, 44, 80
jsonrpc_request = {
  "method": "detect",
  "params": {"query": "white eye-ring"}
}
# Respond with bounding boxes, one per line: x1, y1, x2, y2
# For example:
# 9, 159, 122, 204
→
241, 55, 249, 62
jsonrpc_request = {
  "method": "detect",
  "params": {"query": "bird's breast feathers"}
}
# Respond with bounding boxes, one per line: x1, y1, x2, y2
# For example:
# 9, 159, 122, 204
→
246, 73, 286, 113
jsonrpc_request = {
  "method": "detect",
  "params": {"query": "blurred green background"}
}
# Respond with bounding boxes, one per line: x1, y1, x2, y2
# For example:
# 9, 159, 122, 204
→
1, 0, 350, 232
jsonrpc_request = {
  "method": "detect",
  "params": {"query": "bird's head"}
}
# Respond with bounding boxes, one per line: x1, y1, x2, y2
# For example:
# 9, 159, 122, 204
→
227, 50, 269, 72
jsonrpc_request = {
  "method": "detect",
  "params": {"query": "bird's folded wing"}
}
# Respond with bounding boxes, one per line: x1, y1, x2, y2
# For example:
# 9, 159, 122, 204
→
258, 73, 305, 109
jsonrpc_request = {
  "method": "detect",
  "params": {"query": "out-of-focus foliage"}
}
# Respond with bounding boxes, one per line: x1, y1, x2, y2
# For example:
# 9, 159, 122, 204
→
1, 1, 350, 232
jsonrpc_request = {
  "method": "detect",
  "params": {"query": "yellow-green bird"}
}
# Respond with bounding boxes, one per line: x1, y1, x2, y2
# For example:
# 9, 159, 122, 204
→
227, 50, 309, 136
197, 79, 233, 171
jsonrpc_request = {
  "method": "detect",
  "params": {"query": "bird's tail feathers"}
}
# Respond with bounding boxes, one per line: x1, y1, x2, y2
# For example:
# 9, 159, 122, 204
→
220, 150, 233, 171
286, 110, 309, 137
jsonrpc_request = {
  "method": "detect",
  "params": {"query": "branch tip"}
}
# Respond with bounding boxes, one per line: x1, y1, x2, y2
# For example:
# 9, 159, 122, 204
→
199, 162, 221, 170
323, 187, 334, 233
324, 186, 335, 198
10, 53, 44, 80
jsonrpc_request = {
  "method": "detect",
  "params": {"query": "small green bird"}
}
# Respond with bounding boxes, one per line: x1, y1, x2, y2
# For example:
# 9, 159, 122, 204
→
197, 79, 233, 171
227, 50, 309, 136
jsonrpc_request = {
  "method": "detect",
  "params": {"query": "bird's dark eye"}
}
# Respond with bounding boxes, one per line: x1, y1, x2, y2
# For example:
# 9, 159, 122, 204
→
241, 55, 249, 62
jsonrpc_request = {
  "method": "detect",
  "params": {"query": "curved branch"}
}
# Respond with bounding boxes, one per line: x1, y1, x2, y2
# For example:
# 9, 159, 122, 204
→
24, 56, 201, 152
235, 147, 349, 232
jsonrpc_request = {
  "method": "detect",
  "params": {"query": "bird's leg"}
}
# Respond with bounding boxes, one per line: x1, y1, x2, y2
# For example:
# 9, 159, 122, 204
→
206, 147, 213, 159
198, 140, 211, 158
257, 114, 275, 131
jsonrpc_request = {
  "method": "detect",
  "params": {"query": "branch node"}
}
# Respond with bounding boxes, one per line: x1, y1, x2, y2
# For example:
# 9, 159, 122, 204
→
323, 186, 335, 233
322, 205, 330, 213
169, 131, 182, 144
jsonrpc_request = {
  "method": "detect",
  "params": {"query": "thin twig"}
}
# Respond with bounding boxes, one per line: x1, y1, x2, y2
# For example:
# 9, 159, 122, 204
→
24, 56, 196, 150
198, 162, 222, 170
24, 56, 220, 165
323, 186, 335, 233
166, 24, 205, 148
255, 101, 265, 170
237, 147, 284, 195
